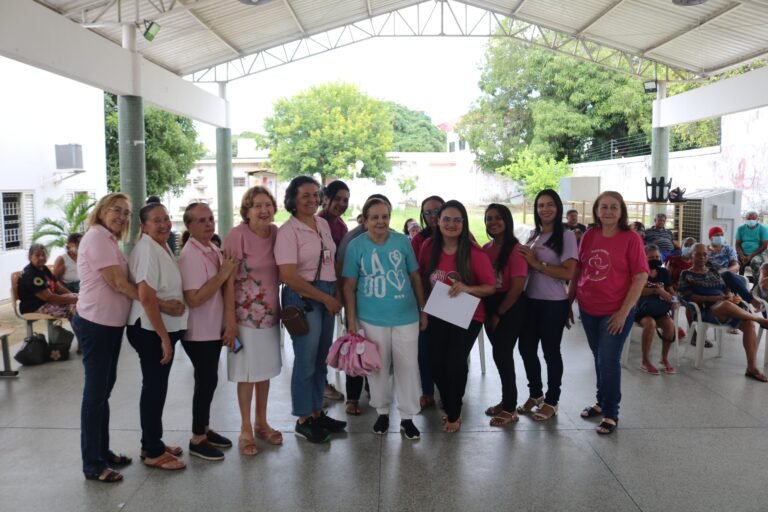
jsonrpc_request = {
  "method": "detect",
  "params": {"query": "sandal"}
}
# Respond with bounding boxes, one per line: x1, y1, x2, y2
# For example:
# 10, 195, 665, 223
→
639, 363, 660, 375
442, 418, 461, 433
143, 452, 186, 470
238, 435, 259, 456
745, 369, 768, 382
660, 361, 676, 374
596, 418, 619, 435
84, 468, 123, 483
580, 404, 602, 419
345, 400, 362, 416
489, 410, 519, 427
531, 403, 558, 422
106, 451, 132, 467
516, 396, 544, 414
484, 402, 504, 417
140, 445, 183, 460
255, 427, 283, 446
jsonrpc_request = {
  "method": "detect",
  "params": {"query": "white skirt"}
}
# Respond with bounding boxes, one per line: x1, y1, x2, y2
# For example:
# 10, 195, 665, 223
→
227, 324, 282, 383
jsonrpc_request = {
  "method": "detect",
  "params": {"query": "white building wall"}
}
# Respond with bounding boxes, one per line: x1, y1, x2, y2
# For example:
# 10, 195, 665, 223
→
0, 56, 107, 301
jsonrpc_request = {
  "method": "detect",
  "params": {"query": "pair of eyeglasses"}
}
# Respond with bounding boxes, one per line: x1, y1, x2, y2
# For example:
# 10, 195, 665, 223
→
440, 216, 464, 224
423, 208, 441, 217
108, 206, 131, 217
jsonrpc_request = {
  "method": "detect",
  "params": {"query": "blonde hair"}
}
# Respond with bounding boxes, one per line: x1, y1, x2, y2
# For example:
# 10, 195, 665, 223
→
240, 186, 277, 222
88, 193, 131, 240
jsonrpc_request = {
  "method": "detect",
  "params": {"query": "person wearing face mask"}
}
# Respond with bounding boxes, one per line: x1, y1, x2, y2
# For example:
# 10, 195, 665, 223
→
707, 227, 762, 306
666, 237, 696, 288
735, 211, 768, 278
635, 244, 677, 375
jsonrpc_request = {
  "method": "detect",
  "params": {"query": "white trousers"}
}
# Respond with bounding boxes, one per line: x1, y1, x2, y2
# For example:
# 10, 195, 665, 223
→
359, 320, 421, 420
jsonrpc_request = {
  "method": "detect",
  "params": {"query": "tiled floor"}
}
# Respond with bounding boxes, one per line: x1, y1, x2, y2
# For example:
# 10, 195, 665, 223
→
1, 318, 767, 512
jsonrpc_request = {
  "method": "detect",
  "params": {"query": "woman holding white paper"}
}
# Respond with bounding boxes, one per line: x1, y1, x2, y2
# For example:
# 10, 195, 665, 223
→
418, 200, 496, 433
342, 197, 427, 440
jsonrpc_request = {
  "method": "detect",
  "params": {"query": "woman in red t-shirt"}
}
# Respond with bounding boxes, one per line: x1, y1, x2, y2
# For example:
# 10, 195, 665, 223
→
412, 195, 445, 410
419, 200, 496, 433
481, 204, 528, 427
570, 191, 649, 435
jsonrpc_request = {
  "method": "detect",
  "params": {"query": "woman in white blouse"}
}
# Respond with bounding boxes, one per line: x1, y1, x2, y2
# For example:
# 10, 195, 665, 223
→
127, 203, 188, 471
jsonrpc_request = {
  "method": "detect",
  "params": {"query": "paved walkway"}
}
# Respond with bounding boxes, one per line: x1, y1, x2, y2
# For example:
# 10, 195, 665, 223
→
1, 314, 767, 512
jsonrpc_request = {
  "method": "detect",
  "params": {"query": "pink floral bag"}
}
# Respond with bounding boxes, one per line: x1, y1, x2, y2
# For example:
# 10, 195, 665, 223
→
326, 331, 382, 377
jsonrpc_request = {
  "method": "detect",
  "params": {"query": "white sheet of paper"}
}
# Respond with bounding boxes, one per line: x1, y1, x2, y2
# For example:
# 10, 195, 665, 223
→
423, 280, 480, 329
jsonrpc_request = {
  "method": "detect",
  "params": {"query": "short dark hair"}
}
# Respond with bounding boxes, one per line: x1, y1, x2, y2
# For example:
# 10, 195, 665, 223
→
66, 233, 83, 246
283, 176, 321, 215
28, 243, 47, 258
322, 180, 350, 205
566, 209, 578, 216
139, 203, 166, 224
146, 195, 162, 205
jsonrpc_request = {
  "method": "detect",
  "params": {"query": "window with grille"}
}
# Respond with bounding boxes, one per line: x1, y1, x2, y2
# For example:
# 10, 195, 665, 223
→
459, 140, 466, 151
1, 193, 22, 251
233, 176, 246, 187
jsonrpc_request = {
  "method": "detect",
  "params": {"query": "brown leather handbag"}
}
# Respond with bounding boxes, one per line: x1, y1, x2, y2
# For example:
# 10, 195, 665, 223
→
280, 305, 309, 337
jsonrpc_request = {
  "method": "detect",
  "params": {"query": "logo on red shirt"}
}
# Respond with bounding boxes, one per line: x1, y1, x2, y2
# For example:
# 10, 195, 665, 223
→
584, 249, 611, 282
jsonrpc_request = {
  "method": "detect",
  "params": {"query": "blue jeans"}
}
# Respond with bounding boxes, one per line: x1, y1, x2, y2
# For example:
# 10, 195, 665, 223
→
282, 281, 336, 417
579, 307, 635, 420
126, 321, 183, 458
721, 271, 754, 303
72, 314, 123, 475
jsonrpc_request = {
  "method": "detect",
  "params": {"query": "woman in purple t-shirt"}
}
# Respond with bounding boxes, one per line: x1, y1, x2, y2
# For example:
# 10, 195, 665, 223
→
517, 189, 578, 421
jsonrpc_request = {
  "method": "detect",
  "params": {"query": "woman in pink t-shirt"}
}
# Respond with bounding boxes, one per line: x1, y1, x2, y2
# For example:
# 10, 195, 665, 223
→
419, 200, 496, 433
411, 195, 444, 410
570, 191, 649, 435
517, 189, 578, 422
275, 176, 346, 444
223, 187, 284, 454
178, 203, 238, 461
481, 204, 528, 427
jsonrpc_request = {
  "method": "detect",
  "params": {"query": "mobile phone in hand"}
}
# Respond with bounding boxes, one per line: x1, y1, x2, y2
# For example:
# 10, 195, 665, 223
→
233, 337, 243, 353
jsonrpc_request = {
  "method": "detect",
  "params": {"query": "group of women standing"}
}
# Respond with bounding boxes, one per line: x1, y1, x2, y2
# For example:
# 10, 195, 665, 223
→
73, 180, 647, 483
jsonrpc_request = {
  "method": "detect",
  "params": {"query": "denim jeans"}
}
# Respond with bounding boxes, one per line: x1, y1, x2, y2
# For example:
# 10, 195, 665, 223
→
282, 281, 337, 417
519, 297, 570, 406
180, 340, 222, 435
721, 271, 754, 303
126, 321, 183, 458
579, 307, 635, 420
72, 314, 124, 475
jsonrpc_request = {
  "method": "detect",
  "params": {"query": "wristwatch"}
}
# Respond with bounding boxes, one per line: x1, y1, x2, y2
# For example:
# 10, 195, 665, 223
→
540, 261, 549, 270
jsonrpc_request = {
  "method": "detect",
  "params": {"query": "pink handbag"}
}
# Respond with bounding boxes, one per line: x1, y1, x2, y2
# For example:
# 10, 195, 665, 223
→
327, 331, 382, 377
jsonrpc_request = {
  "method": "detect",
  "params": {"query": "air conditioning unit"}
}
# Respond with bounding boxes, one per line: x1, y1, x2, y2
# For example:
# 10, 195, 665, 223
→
55, 144, 83, 169
673, 189, 742, 245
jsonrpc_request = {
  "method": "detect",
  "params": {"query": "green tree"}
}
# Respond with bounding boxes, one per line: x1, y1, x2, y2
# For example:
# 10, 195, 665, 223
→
397, 174, 419, 209
32, 194, 95, 249
497, 148, 572, 201
264, 83, 394, 182
458, 36, 651, 171
104, 93, 206, 196
386, 102, 446, 152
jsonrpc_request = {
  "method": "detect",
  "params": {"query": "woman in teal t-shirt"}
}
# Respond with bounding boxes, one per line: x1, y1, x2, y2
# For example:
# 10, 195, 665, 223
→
342, 197, 427, 440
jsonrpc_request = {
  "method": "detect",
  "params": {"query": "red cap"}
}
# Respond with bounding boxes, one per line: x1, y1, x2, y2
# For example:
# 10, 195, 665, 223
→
708, 226, 724, 239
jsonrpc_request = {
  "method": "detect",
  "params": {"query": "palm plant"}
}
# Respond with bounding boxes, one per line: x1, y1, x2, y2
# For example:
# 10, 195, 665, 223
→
32, 194, 95, 249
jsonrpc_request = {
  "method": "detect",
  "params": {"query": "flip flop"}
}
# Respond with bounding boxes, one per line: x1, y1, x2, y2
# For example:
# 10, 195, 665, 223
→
238, 435, 259, 456
660, 361, 677, 374
84, 468, 123, 483
142, 452, 186, 471
140, 445, 183, 460
745, 370, 768, 382
106, 451, 132, 467
345, 400, 362, 416
640, 363, 660, 375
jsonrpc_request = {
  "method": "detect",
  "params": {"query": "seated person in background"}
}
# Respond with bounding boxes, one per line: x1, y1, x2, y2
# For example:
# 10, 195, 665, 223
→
631, 221, 645, 235
735, 211, 768, 278
636, 244, 677, 375
19, 243, 78, 319
666, 237, 696, 288
678, 243, 768, 382
643, 213, 679, 261
404, 218, 420, 239
755, 262, 768, 302
565, 209, 587, 243
53, 233, 82, 293
706, 226, 763, 311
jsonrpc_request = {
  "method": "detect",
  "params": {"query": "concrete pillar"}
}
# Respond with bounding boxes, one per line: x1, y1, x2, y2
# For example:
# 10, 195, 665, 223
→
650, 81, 669, 217
118, 23, 146, 251
216, 82, 234, 237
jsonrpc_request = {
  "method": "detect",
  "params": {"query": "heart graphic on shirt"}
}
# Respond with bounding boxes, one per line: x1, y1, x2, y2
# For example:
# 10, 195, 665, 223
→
388, 250, 403, 270
386, 269, 407, 292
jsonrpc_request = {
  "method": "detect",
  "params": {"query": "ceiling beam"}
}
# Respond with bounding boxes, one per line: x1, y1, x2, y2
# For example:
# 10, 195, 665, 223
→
149, 0, 221, 22
282, 0, 306, 34
366, 0, 373, 17
185, 9, 241, 57
511, 0, 527, 15
642, 2, 742, 56
575, 0, 626, 36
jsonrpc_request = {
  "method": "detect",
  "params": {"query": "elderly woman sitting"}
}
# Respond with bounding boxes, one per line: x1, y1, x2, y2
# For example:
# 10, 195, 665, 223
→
19, 244, 78, 318
678, 243, 768, 382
